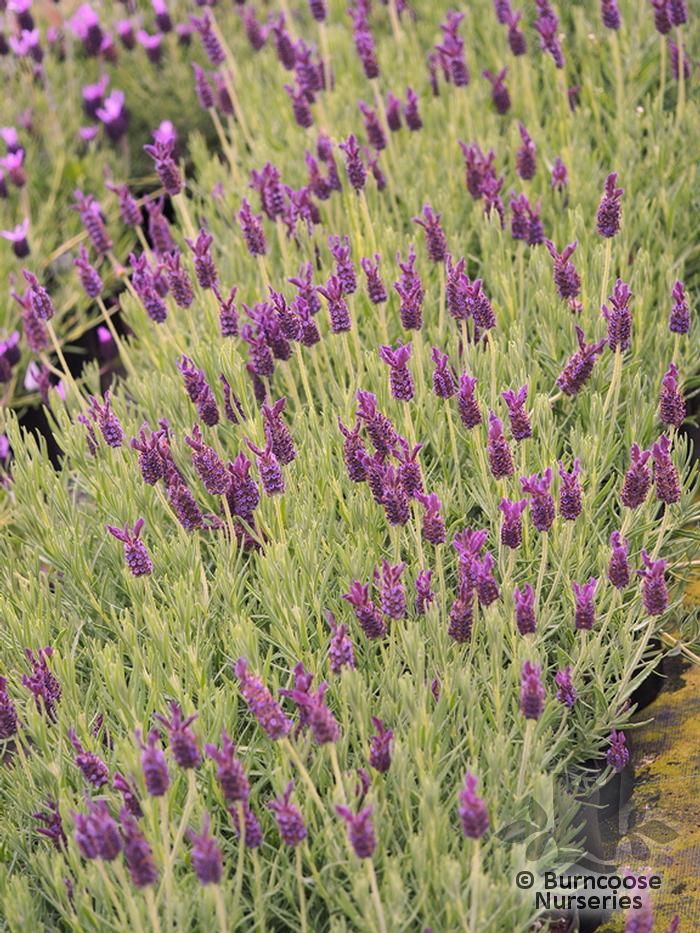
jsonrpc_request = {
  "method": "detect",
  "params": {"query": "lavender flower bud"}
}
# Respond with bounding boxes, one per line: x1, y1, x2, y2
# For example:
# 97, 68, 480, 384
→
143, 138, 182, 196
72, 190, 112, 254
188, 814, 223, 885
404, 87, 422, 130
458, 772, 489, 838
191, 12, 225, 65
597, 172, 624, 238
339, 135, 366, 192
415, 569, 435, 614
358, 100, 386, 151
343, 580, 387, 640
669, 0, 687, 26
448, 583, 474, 642
669, 280, 690, 334
121, 810, 158, 887
336, 804, 376, 858
268, 782, 307, 846
651, 0, 672, 35
602, 278, 633, 351
416, 492, 447, 546
639, 550, 669, 616
513, 583, 536, 634
474, 552, 500, 606
318, 275, 352, 333
326, 610, 356, 674
555, 667, 577, 707
238, 199, 267, 257
520, 660, 545, 719
368, 717, 393, 773
22, 270, 55, 321
378, 560, 407, 619
651, 433, 681, 504
185, 425, 229, 495
546, 240, 581, 301
457, 373, 482, 428
573, 577, 598, 630
73, 800, 121, 862
205, 732, 249, 803
483, 68, 510, 114
68, 728, 110, 788
33, 800, 67, 851
607, 730, 629, 772
246, 439, 285, 496
601, 0, 621, 29
155, 702, 200, 770
22, 646, 61, 722
659, 362, 685, 428
230, 801, 264, 848
487, 411, 514, 478
506, 10, 527, 55
137, 728, 169, 796
185, 229, 218, 290
558, 459, 583, 521
113, 772, 142, 818
413, 204, 448, 263
493, 0, 512, 23
516, 123, 537, 180
431, 347, 457, 398
621, 443, 652, 508
106, 518, 153, 576
0, 677, 18, 740
74, 245, 103, 298
499, 498, 527, 549
608, 531, 630, 589
501, 384, 531, 441
234, 657, 292, 740
556, 326, 606, 396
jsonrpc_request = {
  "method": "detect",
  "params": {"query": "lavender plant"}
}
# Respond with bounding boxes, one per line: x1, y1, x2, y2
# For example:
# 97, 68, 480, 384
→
0, 0, 698, 930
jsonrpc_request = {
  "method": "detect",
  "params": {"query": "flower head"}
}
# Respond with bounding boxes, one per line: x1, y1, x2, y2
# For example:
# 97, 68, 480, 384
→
606, 730, 629, 772
597, 172, 624, 238
188, 814, 223, 885
520, 661, 546, 719
572, 577, 598, 630
268, 782, 307, 846
234, 658, 292, 740
513, 583, 537, 635
369, 717, 393, 773
155, 702, 200, 770
336, 804, 376, 858
638, 550, 669, 616
106, 518, 153, 576
458, 772, 489, 839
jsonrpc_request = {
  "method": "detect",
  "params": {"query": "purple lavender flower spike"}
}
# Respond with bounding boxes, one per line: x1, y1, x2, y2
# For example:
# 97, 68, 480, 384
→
651, 433, 681, 504
431, 347, 457, 399
318, 275, 352, 333
487, 411, 514, 479
184, 425, 229, 495
238, 199, 267, 257
229, 801, 264, 848
551, 157, 568, 192
534, 1, 564, 68
144, 138, 182, 197
514, 583, 536, 634
555, 667, 577, 707
107, 183, 141, 228
2, 219, 31, 258
499, 498, 527, 549
404, 88, 422, 130
659, 363, 685, 428
337, 418, 368, 483
205, 732, 249, 804
281, 680, 339, 745
669, 39, 691, 81
516, 123, 537, 180
413, 204, 448, 263
436, 10, 470, 86
188, 814, 223, 885
651, 0, 672, 35
602, 278, 633, 351
621, 443, 652, 508
72, 191, 112, 254
669, 281, 690, 334
608, 531, 630, 589
185, 229, 218, 291
369, 718, 393, 773
106, 519, 152, 576
88, 391, 123, 447
113, 773, 142, 818
378, 560, 407, 619
268, 782, 307, 846
506, 10, 527, 55
607, 730, 629, 772
386, 92, 402, 131
262, 397, 296, 465
502, 385, 531, 441
326, 610, 356, 674
361, 254, 387, 304
74, 245, 103, 299
639, 550, 669, 616
458, 373, 482, 429
416, 492, 447, 545
415, 570, 435, 614
343, 581, 387, 640
130, 423, 169, 486
336, 804, 376, 858
458, 772, 489, 838
137, 728, 170, 796
192, 63, 215, 110
601, 0, 621, 29
33, 800, 67, 851
379, 344, 414, 401
520, 661, 545, 719
546, 240, 581, 301
556, 327, 606, 396
234, 658, 293, 740
21, 270, 55, 321
358, 101, 386, 152
482, 68, 510, 113
558, 459, 583, 521
474, 552, 500, 606
339, 135, 366, 193
246, 438, 285, 496
73, 800, 122, 862
521, 468, 555, 532
177, 356, 220, 426
448, 582, 474, 642
597, 172, 624, 238
191, 11, 225, 65
121, 809, 158, 887
381, 465, 410, 526
67, 728, 109, 788
0, 677, 18, 740
67, 4, 104, 56
572, 577, 598, 630
669, 0, 687, 26
154, 702, 201, 770
329, 235, 357, 294
285, 83, 314, 129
